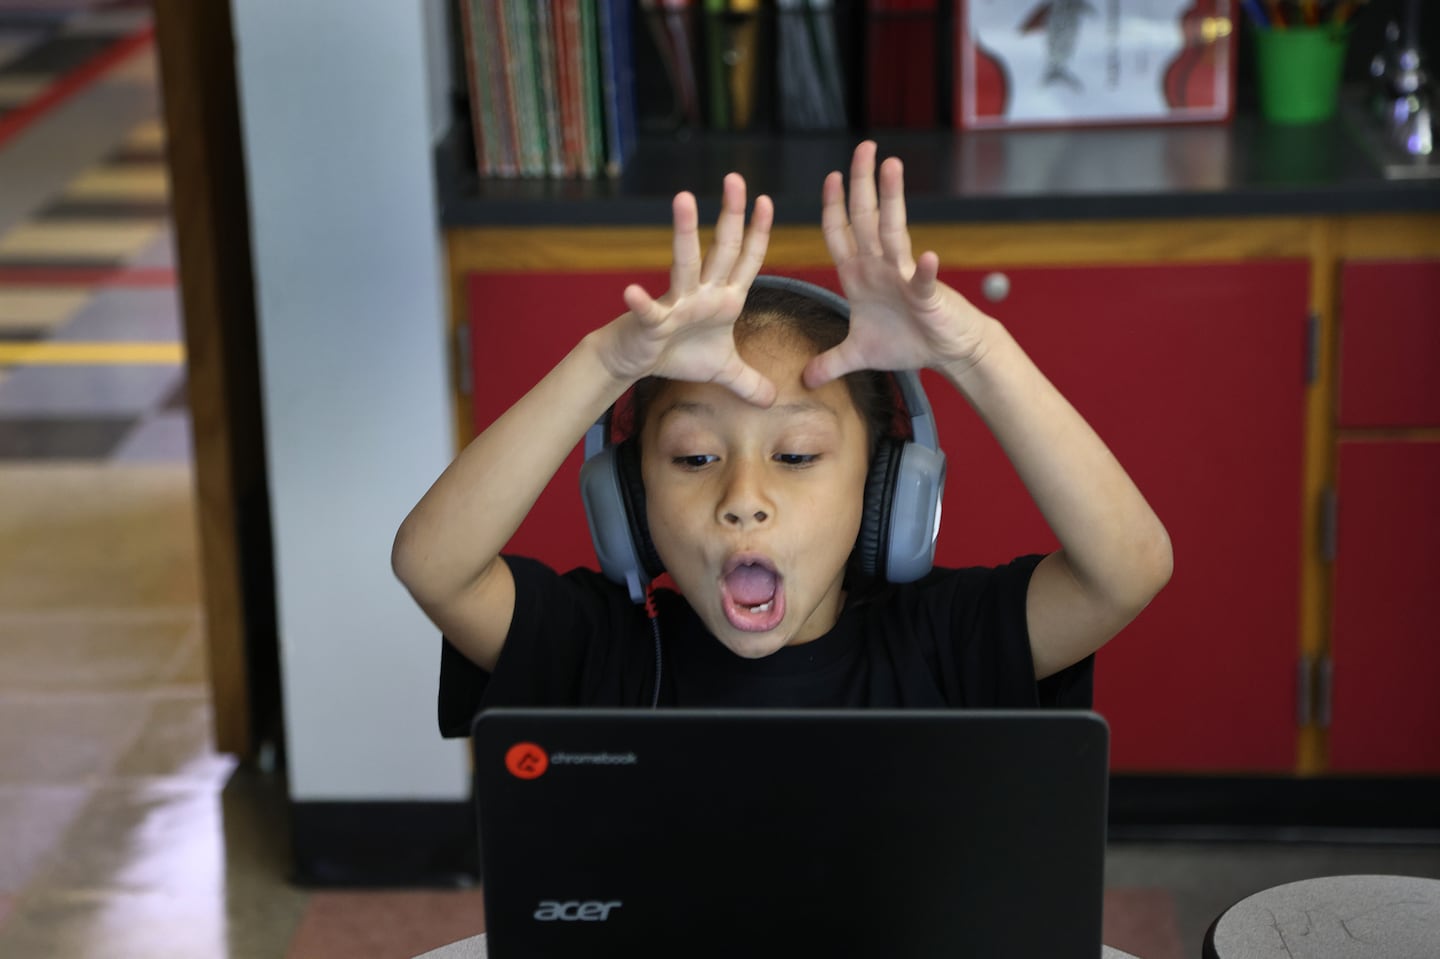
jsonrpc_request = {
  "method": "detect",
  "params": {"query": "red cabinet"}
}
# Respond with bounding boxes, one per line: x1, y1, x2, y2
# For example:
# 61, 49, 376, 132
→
1328, 257, 1440, 773
935, 262, 1309, 773
1328, 441, 1440, 773
466, 260, 1312, 773
1338, 260, 1440, 429
467, 269, 671, 572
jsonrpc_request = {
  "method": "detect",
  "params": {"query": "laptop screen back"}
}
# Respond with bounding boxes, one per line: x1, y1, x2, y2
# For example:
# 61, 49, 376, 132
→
473, 708, 1109, 959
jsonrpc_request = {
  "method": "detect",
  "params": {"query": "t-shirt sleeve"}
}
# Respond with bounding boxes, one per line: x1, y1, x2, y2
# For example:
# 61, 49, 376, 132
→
436, 556, 639, 738
922, 554, 1094, 709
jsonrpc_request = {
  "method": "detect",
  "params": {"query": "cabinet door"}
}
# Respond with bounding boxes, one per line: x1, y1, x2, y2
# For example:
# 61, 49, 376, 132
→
940, 262, 1309, 773
1329, 440, 1440, 773
1338, 259, 1440, 429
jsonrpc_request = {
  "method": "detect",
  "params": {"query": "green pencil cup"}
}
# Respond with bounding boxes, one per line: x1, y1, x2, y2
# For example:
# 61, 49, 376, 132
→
1253, 26, 1350, 124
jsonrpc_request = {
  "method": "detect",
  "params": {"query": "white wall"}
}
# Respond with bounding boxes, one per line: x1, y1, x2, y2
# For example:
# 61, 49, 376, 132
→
231, 0, 468, 800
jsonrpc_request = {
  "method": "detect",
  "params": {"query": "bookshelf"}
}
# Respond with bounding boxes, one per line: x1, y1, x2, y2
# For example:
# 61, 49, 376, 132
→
436, 117, 1438, 229
436, 0, 1440, 794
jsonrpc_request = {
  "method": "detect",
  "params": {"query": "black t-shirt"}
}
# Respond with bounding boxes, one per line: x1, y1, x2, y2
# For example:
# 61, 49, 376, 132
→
438, 554, 1093, 737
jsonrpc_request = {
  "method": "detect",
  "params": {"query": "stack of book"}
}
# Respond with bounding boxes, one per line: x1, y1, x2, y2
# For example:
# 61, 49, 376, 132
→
458, 0, 637, 178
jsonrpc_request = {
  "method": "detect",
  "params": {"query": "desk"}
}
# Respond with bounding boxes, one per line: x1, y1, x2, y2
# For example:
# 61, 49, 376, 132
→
417, 935, 1147, 958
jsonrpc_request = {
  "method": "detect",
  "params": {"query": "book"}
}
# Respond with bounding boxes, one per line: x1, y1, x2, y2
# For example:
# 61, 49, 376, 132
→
597, 0, 639, 176
865, 0, 938, 129
578, 0, 605, 177
777, 0, 847, 131
457, 0, 494, 176
535, 1, 566, 178
506, 0, 546, 176
637, 0, 703, 132
487, 0, 521, 176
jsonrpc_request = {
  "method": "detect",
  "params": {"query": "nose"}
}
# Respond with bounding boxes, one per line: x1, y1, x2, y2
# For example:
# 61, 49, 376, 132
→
716, 458, 772, 528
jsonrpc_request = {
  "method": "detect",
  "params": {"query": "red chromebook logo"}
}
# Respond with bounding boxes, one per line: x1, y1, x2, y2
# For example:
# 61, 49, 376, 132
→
505, 742, 549, 780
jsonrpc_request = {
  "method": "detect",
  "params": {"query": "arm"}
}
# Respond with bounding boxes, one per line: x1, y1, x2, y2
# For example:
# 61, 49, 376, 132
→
807, 142, 1173, 680
392, 176, 775, 671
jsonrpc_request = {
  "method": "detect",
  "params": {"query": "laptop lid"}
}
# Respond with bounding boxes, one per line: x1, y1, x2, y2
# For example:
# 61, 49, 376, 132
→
472, 708, 1109, 959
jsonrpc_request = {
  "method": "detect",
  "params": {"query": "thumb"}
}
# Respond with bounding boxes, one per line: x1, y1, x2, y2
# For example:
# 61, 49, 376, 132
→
802, 340, 866, 389
715, 357, 777, 408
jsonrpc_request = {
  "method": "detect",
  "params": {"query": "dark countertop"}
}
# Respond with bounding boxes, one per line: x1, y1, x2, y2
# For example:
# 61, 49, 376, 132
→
437, 103, 1440, 228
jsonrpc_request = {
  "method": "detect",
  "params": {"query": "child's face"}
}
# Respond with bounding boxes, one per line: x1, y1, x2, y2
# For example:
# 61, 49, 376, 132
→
640, 328, 871, 658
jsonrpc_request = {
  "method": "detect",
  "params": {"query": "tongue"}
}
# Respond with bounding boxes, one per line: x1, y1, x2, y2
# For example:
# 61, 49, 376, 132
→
725, 564, 777, 606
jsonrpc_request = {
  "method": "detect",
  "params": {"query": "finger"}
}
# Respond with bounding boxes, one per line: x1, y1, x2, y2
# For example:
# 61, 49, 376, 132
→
715, 357, 777, 408
820, 171, 856, 265
877, 157, 914, 273
909, 251, 940, 303
731, 194, 774, 288
701, 174, 747, 285
670, 191, 702, 294
801, 340, 867, 389
847, 141, 882, 257
622, 282, 661, 325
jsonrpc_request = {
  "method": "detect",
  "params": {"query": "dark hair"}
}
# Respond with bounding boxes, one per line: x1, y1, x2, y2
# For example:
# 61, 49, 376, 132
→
626, 285, 900, 455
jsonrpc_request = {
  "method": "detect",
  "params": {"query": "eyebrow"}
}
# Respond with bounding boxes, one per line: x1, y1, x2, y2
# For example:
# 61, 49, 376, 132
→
655, 399, 841, 425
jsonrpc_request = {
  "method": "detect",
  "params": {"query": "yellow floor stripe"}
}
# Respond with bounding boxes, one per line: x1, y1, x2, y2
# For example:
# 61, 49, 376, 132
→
0, 289, 91, 329
0, 75, 49, 106
125, 118, 167, 151
0, 342, 184, 364
0, 221, 162, 260
66, 167, 170, 202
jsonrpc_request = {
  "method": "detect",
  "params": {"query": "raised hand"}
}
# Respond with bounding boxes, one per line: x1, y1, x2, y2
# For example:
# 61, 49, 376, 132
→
597, 173, 776, 407
805, 141, 991, 388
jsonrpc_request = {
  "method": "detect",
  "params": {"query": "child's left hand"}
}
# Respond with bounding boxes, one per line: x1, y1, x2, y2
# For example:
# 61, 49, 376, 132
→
805, 142, 992, 389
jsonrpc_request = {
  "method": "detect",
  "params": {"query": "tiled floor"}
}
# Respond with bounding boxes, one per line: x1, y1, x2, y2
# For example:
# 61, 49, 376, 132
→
0, 3, 1437, 958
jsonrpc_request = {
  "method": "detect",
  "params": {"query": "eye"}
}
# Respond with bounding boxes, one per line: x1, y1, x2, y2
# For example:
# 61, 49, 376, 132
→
672, 454, 718, 470
774, 453, 819, 468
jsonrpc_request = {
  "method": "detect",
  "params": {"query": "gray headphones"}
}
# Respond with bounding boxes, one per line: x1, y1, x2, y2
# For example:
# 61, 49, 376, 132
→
579, 276, 947, 604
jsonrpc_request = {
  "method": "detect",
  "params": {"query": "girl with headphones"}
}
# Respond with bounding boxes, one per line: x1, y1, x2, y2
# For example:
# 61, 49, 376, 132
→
394, 142, 1172, 726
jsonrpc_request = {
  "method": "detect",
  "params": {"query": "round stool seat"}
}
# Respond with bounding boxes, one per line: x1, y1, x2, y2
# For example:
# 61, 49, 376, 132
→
1203, 874, 1440, 958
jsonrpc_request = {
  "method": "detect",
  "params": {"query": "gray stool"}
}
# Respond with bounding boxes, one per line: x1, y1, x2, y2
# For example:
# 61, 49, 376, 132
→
1203, 874, 1440, 958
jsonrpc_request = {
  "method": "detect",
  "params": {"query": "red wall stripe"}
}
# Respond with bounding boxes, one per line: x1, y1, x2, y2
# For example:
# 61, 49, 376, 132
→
0, 25, 156, 149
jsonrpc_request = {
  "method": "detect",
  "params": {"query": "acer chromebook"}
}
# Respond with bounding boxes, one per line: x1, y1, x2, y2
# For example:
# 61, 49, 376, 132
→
471, 709, 1110, 958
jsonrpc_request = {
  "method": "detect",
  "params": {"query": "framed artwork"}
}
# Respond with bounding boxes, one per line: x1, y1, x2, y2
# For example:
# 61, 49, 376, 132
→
956, 0, 1236, 129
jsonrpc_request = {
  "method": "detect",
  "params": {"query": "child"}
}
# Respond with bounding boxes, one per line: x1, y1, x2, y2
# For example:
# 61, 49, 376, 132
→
392, 142, 1172, 734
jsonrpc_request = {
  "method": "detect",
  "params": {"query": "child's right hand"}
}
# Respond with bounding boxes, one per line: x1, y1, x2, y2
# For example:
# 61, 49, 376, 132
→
594, 172, 777, 407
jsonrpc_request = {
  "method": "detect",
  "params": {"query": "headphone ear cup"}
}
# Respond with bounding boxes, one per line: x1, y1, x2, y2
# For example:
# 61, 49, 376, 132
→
854, 437, 903, 585
579, 444, 645, 599
883, 442, 947, 583
614, 438, 664, 579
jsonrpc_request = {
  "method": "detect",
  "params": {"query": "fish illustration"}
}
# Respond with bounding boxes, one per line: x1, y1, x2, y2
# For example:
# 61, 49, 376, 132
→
1020, 0, 1097, 92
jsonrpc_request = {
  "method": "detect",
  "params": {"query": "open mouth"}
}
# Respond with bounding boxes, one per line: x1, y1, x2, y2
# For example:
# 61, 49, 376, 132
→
720, 556, 786, 633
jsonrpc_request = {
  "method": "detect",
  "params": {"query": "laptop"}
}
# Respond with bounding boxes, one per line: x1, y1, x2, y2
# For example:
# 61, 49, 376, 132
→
472, 709, 1109, 959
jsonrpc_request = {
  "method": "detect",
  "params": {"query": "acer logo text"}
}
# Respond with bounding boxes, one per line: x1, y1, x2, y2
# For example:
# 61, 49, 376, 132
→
533, 900, 623, 922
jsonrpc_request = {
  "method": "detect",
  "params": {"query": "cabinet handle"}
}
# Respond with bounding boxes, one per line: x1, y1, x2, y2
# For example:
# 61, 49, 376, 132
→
981, 272, 1011, 303
1317, 656, 1333, 729
1297, 655, 1313, 726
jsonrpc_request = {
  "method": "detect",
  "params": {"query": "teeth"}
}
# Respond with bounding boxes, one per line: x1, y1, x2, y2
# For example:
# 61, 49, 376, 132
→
746, 601, 773, 613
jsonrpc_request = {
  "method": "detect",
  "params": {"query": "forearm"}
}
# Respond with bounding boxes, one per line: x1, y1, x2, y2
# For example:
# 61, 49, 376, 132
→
941, 318, 1172, 612
392, 329, 633, 606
